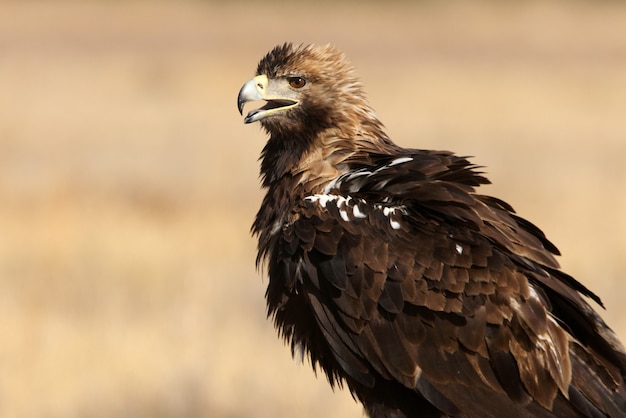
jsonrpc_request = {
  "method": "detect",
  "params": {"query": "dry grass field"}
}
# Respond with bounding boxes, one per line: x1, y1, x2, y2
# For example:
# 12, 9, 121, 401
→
0, 1, 625, 417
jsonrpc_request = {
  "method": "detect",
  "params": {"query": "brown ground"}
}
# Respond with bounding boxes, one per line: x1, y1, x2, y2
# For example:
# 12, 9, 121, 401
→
0, 1, 625, 417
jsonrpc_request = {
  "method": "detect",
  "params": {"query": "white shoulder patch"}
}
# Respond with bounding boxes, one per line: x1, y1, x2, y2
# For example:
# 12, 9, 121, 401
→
339, 208, 350, 222
305, 194, 348, 210
389, 219, 402, 230
305, 193, 406, 230
352, 204, 367, 219
388, 157, 413, 166
305, 194, 341, 208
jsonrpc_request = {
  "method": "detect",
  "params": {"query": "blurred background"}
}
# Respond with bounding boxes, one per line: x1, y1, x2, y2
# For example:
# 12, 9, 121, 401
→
0, 1, 625, 417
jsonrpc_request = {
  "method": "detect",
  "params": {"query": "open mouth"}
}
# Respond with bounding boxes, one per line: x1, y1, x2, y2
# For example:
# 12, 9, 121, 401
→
244, 99, 298, 124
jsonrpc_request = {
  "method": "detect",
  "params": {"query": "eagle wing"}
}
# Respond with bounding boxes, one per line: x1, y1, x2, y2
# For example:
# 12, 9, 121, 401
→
267, 150, 626, 417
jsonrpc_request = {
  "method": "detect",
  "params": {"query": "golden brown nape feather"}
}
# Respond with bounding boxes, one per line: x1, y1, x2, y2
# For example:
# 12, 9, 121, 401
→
238, 43, 626, 418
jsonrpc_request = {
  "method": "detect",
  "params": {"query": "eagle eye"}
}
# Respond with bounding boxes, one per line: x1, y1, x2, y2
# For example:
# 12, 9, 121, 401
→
287, 76, 306, 89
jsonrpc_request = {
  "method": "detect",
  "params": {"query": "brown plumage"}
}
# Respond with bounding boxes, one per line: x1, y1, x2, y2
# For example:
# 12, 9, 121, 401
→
237, 43, 626, 417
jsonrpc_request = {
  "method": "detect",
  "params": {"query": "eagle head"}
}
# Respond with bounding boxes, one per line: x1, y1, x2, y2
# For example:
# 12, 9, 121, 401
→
237, 43, 376, 139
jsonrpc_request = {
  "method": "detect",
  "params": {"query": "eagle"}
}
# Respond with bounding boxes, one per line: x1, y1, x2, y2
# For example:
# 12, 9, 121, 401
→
237, 43, 626, 417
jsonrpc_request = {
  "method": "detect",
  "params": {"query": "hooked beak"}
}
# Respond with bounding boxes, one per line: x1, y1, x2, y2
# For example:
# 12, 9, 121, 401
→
237, 75, 298, 124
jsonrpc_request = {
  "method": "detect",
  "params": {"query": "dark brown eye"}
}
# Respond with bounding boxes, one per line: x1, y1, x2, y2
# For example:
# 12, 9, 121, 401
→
287, 77, 306, 89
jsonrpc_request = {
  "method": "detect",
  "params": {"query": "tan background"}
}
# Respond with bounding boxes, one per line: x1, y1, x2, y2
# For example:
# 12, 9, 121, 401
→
1, 1, 625, 417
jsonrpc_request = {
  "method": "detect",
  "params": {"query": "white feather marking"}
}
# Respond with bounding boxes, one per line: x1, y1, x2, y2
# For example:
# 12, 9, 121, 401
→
305, 194, 336, 208
455, 244, 463, 255
344, 171, 372, 183
323, 177, 340, 194
353, 204, 367, 219
384, 206, 404, 216
383, 207, 393, 216
306, 194, 406, 229
388, 157, 413, 166
305, 194, 352, 209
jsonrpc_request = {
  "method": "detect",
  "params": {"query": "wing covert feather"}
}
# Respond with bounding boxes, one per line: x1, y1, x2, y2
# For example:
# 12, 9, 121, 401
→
265, 152, 625, 417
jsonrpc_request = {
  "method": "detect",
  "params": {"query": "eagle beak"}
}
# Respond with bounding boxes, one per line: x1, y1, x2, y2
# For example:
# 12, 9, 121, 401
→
237, 74, 298, 124
238, 75, 266, 118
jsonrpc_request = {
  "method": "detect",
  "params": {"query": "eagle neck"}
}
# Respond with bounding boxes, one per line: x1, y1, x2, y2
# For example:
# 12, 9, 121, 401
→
258, 128, 316, 187
252, 170, 305, 267
254, 127, 312, 265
